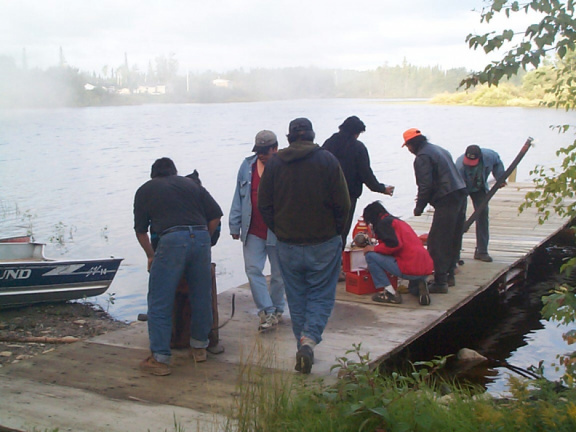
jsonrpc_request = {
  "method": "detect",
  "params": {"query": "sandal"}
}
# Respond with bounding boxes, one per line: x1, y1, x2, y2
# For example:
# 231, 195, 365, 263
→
372, 290, 402, 304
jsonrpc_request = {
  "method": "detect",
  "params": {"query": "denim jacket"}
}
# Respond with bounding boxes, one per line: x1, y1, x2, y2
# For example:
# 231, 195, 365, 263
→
229, 154, 277, 245
456, 148, 505, 193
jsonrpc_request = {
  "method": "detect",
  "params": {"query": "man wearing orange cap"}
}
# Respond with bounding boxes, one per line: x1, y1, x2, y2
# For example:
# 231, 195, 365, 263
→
402, 128, 467, 293
456, 145, 505, 263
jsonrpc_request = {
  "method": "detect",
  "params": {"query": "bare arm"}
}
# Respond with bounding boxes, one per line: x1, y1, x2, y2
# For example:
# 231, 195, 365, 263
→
136, 232, 154, 272
208, 218, 221, 237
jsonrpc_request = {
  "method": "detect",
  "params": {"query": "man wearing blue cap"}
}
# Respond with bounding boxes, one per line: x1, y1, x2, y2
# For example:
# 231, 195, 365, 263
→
258, 118, 350, 374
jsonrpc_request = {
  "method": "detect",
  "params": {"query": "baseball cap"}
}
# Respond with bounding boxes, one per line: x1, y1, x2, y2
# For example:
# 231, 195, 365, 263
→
252, 130, 278, 152
402, 128, 422, 147
463, 145, 481, 166
289, 118, 313, 134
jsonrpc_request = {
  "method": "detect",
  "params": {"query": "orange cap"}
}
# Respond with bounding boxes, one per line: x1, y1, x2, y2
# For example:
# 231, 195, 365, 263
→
402, 128, 422, 147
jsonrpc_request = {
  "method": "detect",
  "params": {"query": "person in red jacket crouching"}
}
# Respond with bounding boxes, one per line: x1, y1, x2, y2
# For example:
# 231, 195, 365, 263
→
362, 201, 434, 306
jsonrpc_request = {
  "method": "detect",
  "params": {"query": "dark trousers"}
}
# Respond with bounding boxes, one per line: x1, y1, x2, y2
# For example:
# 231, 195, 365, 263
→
428, 190, 467, 284
468, 190, 489, 254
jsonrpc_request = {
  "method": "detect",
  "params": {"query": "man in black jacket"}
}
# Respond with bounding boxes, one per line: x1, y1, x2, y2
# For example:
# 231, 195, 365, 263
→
258, 118, 350, 374
402, 128, 467, 293
323, 116, 394, 248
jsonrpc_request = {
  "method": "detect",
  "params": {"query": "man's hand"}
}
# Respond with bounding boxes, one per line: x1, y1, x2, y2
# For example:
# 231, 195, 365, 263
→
136, 232, 155, 273
231, 234, 240, 240
363, 245, 375, 255
384, 185, 395, 196
499, 181, 507, 189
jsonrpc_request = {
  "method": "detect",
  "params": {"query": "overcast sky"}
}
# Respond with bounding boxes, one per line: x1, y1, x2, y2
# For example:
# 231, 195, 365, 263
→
1, 0, 527, 74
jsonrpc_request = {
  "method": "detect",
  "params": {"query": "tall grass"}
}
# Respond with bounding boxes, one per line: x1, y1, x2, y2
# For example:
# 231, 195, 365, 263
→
224, 343, 576, 432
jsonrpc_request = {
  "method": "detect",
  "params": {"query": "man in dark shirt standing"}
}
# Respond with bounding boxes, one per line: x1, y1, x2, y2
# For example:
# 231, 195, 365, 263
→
134, 157, 223, 376
323, 116, 394, 249
258, 118, 350, 374
403, 128, 467, 293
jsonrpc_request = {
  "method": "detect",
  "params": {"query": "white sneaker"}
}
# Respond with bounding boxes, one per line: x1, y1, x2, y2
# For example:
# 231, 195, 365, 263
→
258, 312, 279, 331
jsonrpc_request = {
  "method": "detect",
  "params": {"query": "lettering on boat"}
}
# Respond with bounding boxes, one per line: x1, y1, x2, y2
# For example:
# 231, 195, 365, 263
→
0, 268, 32, 280
87, 265, 108, 277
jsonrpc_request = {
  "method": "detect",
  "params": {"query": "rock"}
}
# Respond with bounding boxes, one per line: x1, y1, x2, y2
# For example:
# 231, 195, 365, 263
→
74, 320, 87, 325
0, 351, 13, 357
457, 348, 488, 363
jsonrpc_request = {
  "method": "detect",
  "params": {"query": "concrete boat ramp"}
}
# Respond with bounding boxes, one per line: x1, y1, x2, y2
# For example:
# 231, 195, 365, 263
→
0, 182, 571, 432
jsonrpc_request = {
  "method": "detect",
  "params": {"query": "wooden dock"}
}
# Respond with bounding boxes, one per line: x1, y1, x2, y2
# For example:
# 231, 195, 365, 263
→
86, 182, 571, 378
0, 182, 573, 431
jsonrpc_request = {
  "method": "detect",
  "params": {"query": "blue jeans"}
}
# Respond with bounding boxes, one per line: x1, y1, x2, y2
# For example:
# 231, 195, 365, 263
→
365, 252, 427, 294
147, 227, 213, 363
277, 236, 342, 346
243, 234, 285, 314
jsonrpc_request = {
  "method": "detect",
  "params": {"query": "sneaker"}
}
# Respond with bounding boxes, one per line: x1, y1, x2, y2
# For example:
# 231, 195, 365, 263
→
139, 356, 171, 376
274, 311, 283, 324
474, 252, 493, 262
428, 282, 448, 294
258, 312, 279, 331
447, 274, 455, 287
417, 280, 431, 306
190, 348, 207, 362
295, 345, 314, 374
372, 290, 403, 304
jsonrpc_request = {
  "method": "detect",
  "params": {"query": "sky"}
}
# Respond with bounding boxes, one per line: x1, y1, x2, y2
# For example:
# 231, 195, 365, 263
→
0, 0, 529, 74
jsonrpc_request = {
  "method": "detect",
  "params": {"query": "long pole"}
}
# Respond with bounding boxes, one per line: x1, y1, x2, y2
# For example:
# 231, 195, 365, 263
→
463, 137, 533, 233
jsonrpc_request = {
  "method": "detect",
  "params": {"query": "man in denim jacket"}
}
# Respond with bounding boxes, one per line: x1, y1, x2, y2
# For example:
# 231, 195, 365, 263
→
456, 145, 506, 263
229, 130, 285, 331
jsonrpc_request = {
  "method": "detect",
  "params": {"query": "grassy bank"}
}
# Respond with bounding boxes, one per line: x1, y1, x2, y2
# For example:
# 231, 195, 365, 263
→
219, 344, 576, 432
430, 83, 554, 108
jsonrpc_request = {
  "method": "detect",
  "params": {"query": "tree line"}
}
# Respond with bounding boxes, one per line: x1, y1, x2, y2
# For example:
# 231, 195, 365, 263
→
0, 53, 469, 108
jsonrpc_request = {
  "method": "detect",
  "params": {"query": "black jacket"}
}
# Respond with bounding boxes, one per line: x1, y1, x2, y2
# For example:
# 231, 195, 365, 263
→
258, 140, 351, 244
322, 132, 387, 199
412, 139, 466, 214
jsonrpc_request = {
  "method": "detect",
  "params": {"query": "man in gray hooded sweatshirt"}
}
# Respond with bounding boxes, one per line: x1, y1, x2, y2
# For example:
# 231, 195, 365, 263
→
258, 117, 350, 374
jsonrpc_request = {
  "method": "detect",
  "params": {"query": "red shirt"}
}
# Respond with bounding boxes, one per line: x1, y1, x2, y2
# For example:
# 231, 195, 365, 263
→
374, 215, 434, 276
248, 162, 268, 239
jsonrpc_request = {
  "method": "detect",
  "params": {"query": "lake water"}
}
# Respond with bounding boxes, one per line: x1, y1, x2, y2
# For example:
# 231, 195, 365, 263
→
1, 99, 573, 389
0, 99, 572, 321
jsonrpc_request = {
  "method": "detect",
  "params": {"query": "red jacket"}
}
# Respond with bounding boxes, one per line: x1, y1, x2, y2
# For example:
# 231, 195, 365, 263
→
373, 214, 434, 276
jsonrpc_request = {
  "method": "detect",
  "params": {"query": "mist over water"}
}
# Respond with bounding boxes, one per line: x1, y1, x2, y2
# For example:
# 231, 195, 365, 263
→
0, 99, 573, 322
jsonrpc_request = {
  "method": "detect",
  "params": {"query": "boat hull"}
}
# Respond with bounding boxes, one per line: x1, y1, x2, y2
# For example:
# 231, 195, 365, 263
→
0, 244, 123, 308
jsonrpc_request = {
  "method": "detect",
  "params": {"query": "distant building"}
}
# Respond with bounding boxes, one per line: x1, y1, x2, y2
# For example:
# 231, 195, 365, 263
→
212, 78, 231, 88
134, 85, 166, 95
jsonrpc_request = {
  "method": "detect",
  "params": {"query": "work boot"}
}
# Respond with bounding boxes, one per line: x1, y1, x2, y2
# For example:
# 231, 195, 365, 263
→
417, 279, 431, 306
139, 355, 171, 376
474, 251, 493, 262
190, 348, 207, 362
295, 345, 314, 374
428, 274, 448, 294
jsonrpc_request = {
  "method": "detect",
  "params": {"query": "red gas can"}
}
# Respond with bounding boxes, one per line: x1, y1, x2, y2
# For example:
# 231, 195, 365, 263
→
352, 217, 373, 240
